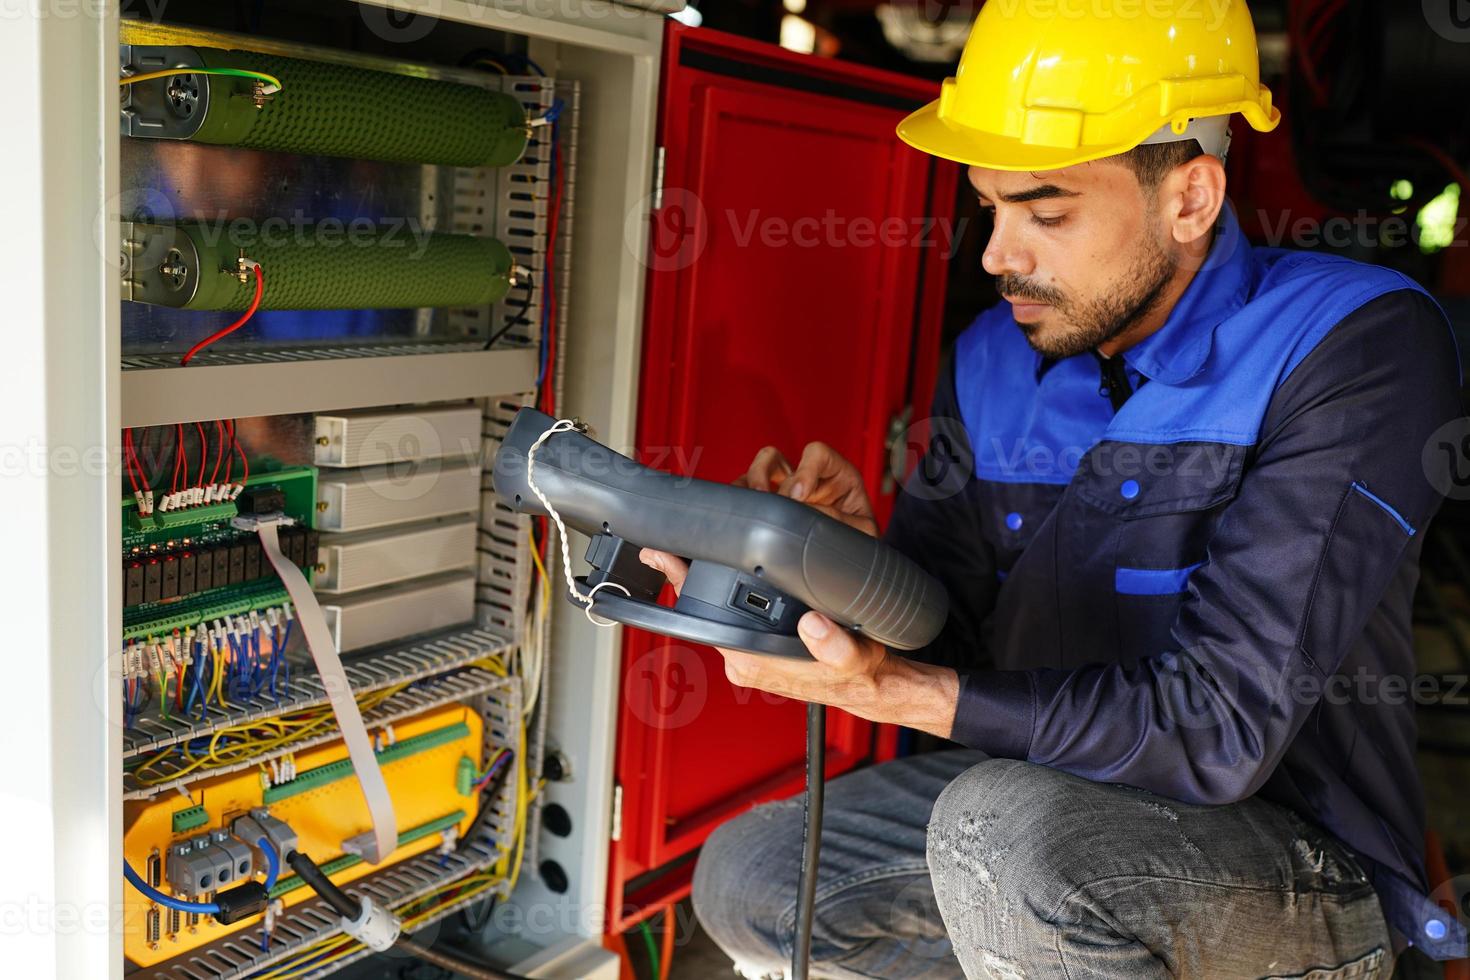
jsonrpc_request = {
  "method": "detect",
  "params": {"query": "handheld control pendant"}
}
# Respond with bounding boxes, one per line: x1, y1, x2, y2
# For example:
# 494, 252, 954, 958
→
490, 408, 949, 657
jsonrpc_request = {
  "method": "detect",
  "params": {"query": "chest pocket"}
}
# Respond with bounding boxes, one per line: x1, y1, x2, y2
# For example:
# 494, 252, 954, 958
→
1074, 441, 1249, 658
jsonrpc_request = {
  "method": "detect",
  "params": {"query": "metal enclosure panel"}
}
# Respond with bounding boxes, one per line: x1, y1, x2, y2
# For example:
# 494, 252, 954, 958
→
121, 346, 537, 427
20, 2, 662, 976
317, 462, 482, 531
1, 6, 121, 980
314, 405, 484, 467
478, 25, 665, 966
608, 21, 958, 928
315, 516, 478, 593
322, 571, 477, 652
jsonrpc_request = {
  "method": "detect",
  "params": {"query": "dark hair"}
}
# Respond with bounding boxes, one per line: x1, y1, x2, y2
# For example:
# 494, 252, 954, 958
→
1115, 139, 1205, 188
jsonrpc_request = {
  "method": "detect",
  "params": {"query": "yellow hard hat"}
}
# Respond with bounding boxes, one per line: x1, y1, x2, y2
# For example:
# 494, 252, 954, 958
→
897, 0, 1281, 172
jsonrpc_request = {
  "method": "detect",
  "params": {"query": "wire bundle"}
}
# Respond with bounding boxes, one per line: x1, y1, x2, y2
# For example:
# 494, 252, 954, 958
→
123, 604, 296, 732
126, 655, 508, 789
124, 420, 248, 518
241, 714, 531, 980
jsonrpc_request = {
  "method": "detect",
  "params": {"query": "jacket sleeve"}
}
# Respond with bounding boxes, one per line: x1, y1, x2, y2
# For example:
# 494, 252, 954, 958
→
883, 348, 1000, 670
948, 289, 1464, 804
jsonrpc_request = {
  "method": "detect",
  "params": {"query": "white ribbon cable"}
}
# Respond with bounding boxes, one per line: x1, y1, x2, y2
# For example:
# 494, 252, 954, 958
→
255, 520, 397, 864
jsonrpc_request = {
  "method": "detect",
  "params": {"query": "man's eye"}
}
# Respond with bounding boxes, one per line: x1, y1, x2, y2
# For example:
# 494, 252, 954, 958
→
1031, 213, 1066, 228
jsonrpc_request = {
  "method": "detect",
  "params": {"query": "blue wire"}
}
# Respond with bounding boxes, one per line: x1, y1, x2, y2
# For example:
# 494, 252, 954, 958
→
227, 631, 245, 701
194, 644, 212, 720
257, 836, 280, 890
473, 749, 515, 789
522, 55, 546, 76
269, 625, 282, 703
186, 636, 205, 715
280, 620, 294, 694
123, 859, 221, 914
249, 628, 263, 697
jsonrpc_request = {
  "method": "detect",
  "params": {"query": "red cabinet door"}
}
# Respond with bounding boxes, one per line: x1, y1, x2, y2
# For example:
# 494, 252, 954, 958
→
609, 21, 958, 929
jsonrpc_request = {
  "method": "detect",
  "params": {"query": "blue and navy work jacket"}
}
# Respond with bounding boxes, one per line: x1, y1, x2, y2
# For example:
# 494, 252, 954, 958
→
886, 205, 1467, 958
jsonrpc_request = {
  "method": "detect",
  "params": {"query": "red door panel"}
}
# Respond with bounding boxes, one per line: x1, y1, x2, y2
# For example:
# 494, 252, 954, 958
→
609, 21, 957, 930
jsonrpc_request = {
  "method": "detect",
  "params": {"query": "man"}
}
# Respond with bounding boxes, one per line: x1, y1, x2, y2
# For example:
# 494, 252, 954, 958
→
641, 2, 1468, 977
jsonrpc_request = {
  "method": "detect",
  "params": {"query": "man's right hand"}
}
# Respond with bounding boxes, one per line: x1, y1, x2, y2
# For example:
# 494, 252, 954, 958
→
736, 442, 877, 537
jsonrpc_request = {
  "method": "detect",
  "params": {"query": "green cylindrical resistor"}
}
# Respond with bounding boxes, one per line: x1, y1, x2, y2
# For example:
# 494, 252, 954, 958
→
170, 221, 514, 311
186, 47, 529, 167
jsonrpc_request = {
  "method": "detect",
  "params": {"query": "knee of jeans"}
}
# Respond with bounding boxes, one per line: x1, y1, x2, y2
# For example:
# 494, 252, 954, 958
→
926, 759, 1074, 906
693, 798, 803, 966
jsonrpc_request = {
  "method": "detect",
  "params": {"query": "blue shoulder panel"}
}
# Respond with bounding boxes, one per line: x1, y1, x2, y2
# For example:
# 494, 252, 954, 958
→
1105, 252, 1429, 447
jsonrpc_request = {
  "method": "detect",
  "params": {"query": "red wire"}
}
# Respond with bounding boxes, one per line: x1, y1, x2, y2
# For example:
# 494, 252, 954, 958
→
180, 424, 190, 494
1304, 0, 1344, 70
195, 422, 207, 490
172, 424, 184, 496
1405, 137, 1470, 195
171, 634, 185, 710
210, 419, 226, 487
1290, 0, 1330, 105
123, 429, 142, 497
179, 264, 264, 367
224, 420, 234, 484
541, 140, 563, 416
228, 419, 249, 484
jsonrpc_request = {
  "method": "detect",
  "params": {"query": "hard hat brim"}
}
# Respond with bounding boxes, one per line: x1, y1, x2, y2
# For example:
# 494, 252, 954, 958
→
897, 99, 1148, 173
896, 98, 1280, 173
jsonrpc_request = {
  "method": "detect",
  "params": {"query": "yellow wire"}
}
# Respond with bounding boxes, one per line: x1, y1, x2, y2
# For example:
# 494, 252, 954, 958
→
253, 873, 508, 979
253, 712, 531, 977
128, 654, 510, 785
119, 67, 283, 92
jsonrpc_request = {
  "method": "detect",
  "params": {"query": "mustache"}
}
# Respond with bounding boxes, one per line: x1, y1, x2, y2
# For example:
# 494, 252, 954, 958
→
997, 275, 1065, 306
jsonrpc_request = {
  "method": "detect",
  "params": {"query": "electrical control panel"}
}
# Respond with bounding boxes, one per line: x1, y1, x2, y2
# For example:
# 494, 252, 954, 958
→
3, 2, 646, 976
108, 19, 568, 977
122, 703, 490, 966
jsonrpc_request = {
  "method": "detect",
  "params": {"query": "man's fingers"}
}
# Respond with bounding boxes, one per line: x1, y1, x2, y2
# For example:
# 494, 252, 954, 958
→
739, 446, 792, 492
798, 612, 864, 671
638, 548, 689, 594
782, 441, 855, 503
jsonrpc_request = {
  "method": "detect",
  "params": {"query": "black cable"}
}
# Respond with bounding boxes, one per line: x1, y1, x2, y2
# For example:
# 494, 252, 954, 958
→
792, 701, 825, 980
396, 937, 523, 980
287, 850, 532, 980
285, 850, 358, 917
484, 277, 536, 350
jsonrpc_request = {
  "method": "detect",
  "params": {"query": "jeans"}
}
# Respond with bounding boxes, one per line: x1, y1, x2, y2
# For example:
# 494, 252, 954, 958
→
692, 751, 1394, 979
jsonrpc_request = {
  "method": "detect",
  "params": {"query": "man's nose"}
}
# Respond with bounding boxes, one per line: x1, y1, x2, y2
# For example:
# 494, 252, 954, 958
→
981, 214, 1036, 279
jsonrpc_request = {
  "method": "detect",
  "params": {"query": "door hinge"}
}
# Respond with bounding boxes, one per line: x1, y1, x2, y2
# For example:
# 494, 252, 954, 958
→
610, 783, 624, 842
651, 145, 665, 211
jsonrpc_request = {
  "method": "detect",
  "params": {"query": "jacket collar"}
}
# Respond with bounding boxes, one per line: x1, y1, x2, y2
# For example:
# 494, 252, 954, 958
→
1119, 202, 1254, 385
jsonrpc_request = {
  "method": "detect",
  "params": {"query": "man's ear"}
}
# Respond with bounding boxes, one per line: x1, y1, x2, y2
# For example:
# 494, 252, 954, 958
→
1165, 154, 1227, 246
